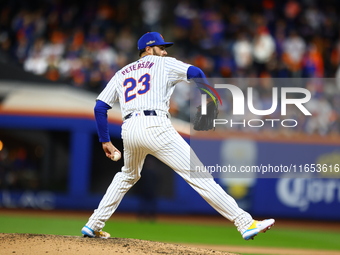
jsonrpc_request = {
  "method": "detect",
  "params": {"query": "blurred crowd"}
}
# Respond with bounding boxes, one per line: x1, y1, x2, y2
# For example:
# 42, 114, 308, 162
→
1, 0, 340, 135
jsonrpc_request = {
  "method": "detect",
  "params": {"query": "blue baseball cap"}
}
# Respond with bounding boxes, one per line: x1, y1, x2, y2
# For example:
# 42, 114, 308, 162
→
137, 32, 173, 50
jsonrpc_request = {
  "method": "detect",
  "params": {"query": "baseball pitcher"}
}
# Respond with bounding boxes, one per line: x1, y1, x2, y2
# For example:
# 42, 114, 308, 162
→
81, 32, 274, 240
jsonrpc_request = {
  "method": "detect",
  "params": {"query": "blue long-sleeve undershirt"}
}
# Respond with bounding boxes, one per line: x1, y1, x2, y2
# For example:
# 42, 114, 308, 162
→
187, 66, 207, 81
187, 66, 212, 94
94, 100, 111, 142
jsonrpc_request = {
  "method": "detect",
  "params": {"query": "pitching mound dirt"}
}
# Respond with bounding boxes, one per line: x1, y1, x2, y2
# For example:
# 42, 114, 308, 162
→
0, 233, 237, 255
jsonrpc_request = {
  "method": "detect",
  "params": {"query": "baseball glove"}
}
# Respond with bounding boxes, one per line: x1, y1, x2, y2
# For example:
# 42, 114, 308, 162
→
193, 100, 218, 131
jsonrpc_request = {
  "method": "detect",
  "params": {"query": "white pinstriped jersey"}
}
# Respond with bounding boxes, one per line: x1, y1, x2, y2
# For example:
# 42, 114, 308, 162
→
97, 55, 191, 117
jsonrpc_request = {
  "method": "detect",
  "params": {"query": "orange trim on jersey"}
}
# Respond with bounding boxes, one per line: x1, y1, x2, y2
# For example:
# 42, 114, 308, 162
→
137, 73, 151, 95
123, 77, 137, 103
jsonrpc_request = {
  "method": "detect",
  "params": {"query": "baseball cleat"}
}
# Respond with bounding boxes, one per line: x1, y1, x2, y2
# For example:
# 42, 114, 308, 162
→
242, 219, 275, 240
81, 226, 110, 239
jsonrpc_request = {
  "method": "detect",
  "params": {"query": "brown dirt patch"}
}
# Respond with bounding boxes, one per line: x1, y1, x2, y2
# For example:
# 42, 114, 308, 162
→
0, 233, 237, 255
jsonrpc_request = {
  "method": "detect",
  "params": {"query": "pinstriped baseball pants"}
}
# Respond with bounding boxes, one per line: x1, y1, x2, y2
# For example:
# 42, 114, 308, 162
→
86, 115, 253, 234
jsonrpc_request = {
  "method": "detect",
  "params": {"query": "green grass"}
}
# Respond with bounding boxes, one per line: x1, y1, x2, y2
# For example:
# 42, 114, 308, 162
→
0, 214, 339, 253
103, 220, 340, 251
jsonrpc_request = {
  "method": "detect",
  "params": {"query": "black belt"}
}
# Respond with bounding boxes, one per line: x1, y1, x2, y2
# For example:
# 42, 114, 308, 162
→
124, 110, 158, 120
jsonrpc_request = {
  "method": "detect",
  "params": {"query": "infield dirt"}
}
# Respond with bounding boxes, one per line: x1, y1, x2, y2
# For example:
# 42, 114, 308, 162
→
1, 232, 340, 255
0, 233, 236, 255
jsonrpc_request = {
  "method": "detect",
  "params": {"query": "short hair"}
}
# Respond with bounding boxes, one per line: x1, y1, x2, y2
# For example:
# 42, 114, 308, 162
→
139, 49, 146, 57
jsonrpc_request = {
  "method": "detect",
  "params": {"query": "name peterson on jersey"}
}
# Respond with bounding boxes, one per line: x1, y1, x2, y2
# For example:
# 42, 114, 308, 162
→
121, 61, 155, 75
